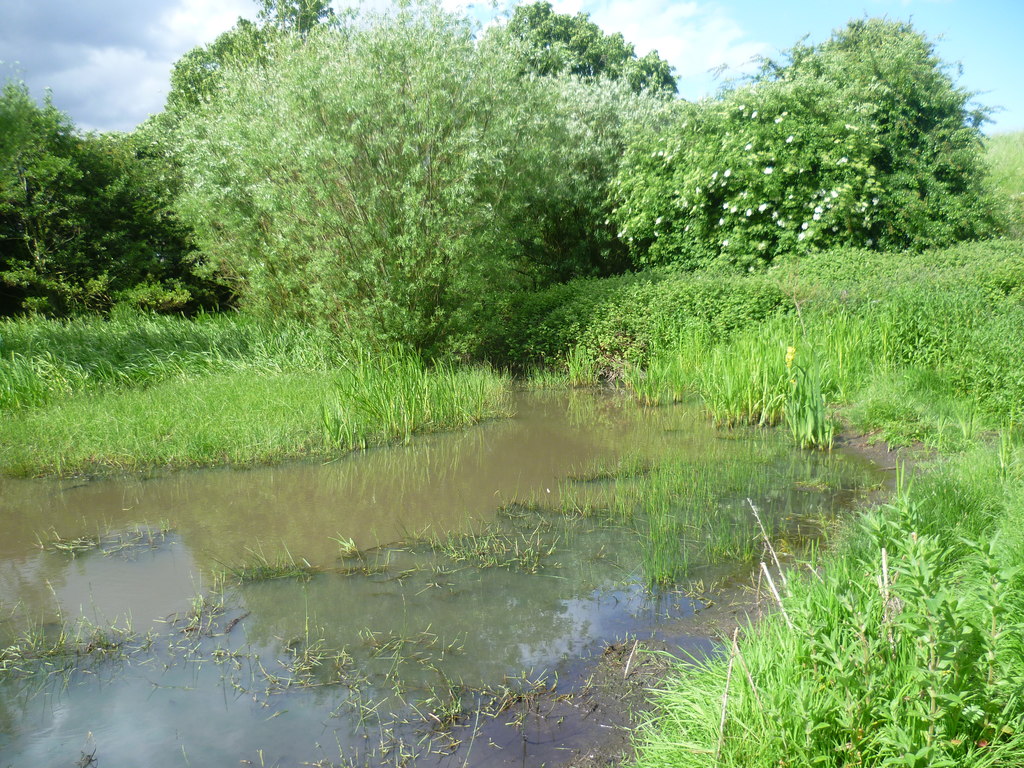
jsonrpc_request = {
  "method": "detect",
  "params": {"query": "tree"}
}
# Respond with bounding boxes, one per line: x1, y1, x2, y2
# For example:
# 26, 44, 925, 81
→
175, 7, 563, 354
499, 1, 676, 95
257, 0, 337, 38
0, 81, 209, 315
165, 19, 275, 116
611, 18, 996, 272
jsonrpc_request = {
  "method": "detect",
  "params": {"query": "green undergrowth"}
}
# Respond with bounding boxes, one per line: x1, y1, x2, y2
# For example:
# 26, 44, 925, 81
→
987, 131, 1024, 238
633, 447, 1024, 767
0, 315, 510, 476
495, 240, 1024, 446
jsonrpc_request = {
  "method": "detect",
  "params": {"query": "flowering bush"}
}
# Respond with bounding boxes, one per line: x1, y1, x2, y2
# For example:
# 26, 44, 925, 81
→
611, 19, 996, 271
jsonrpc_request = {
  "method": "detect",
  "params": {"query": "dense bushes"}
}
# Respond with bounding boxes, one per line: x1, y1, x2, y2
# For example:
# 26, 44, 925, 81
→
612, 19, 996, 272
492, 241, 1024, 423
488, 270, 791, 370
0, 82, 210, 316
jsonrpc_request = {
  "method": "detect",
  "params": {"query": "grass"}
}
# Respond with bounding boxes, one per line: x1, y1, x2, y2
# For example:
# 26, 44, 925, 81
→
0, 315, 511, 476
987, 131, 1024, 237
219, 546, 321, 584
633, 446, 1024, 767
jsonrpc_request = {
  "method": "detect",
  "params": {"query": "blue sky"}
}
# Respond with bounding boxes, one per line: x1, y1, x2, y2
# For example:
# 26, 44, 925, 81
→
1, 0, 1021, 134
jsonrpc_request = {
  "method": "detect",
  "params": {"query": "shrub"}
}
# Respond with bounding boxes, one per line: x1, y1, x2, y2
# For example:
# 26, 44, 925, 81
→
612, 19, 996, 272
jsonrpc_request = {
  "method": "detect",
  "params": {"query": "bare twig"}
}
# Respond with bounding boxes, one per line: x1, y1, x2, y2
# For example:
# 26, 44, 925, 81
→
623, 639, 639, 680
748, 498, 787, 589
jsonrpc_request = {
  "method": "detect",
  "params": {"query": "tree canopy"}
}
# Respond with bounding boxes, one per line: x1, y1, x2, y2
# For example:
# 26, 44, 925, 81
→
500, 1, 676, 95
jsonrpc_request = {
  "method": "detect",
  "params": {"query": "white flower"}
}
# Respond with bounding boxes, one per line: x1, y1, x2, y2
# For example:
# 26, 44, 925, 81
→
814, 206, 823, 214
746, 209, 753, 216
786, 135, 794, 143
730, 206, 737, 213
872, 197, 879, 205
837, 156, 848, 164
751, 110, 758, 118
722, 239, 730, 246
831, 190, 839, 199
724, 169, 732, 177
812, 213, 821, 221
867, 238, 874, 246
801, 222, 809, 230
758, 203, 768, 212
719, 218, 725, 226
798, 232, 806, 240
745, 143, 753, 151
712, 171, 718, 180
763, 167, 774, 175
658, 150, 665, 157
723, 202, 731, 210
774, 116, 783, 123
655, 217, 663, 224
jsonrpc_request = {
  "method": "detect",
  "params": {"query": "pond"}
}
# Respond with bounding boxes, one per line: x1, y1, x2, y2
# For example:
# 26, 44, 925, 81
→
0, 390, 883, 767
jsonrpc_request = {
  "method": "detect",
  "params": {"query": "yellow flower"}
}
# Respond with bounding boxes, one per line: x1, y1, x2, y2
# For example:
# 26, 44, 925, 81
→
785, 346, 796, 369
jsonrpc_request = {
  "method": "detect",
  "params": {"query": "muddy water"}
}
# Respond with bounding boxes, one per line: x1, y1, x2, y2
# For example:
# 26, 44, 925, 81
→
0, 390, 882, 767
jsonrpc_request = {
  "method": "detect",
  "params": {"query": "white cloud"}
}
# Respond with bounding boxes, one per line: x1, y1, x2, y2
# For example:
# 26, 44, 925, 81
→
156, 0, 254, 56
1, 0, 253, 132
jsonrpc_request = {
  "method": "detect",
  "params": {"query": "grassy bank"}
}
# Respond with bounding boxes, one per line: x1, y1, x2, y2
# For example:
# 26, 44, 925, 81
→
987, 130, 1024, 238
0, 314, 510, 476
633, 445, 1024, 767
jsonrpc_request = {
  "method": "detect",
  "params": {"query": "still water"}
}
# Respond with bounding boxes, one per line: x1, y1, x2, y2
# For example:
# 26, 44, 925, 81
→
0, 390, 882, 767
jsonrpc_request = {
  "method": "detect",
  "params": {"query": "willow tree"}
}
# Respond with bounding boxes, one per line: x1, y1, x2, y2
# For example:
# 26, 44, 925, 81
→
175, 7, 565, 353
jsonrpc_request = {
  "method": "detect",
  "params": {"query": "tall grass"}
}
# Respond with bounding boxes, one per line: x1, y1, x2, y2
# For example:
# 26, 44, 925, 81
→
633, 447, 1024, 767
987, 131, 1024, 237
0, 316, 510, 476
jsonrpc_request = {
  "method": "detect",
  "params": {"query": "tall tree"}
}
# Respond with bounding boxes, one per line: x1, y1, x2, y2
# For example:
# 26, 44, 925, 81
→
0, 81, 209, 315
257, 0, 337, 38
500, 2, 676, 95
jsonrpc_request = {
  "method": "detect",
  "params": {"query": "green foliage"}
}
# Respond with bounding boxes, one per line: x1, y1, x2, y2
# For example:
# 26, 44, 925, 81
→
488, 270, 791, 372
165, 19, 277, 117
498, 1, 676, 94
0, 81, 209, 316
633, 454, 1024, 767
612, 19, 996, 271
506, 77, 672, 286
257, 0, 338, 37
177, 6, 628, 354
783, 347, 834, 450
986, 131, 1024, 238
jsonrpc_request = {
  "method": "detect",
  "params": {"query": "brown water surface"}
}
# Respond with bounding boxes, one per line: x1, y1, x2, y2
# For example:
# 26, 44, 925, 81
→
0, 390, 882, 767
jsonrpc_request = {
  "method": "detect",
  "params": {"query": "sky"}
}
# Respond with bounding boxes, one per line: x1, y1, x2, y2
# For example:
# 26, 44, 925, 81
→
1, 0, 1021, 135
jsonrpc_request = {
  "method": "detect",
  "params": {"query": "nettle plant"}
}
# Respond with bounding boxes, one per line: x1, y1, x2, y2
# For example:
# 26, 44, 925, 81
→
613, 84, 883, 271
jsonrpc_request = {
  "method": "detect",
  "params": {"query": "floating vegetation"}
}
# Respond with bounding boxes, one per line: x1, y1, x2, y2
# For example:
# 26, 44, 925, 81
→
0, 617, 139, 679
431, 526, 558, 573
38, 522, 174, 558
219, 546, 320, 584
